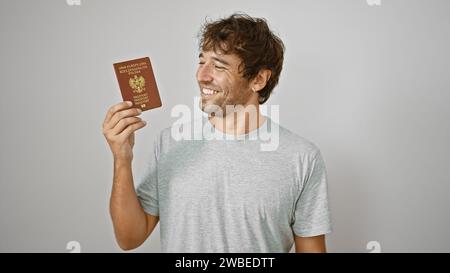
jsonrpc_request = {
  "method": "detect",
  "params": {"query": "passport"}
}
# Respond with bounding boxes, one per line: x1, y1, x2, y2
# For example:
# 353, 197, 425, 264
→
113, 57, 162, 111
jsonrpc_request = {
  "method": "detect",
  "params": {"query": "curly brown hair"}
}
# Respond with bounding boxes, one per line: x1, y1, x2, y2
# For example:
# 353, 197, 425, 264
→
198, 13, 285, 104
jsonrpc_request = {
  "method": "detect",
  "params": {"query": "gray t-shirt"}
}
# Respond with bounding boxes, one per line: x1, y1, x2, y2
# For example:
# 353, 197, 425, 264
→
136, 116, 332, 252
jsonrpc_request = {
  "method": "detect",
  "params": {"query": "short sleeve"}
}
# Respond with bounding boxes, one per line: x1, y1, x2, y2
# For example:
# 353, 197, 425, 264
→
292, 150, 332, 237
136, 135, 160, 216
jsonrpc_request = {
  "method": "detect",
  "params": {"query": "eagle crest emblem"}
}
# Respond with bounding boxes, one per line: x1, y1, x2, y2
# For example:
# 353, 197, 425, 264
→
128, 75, 146, 93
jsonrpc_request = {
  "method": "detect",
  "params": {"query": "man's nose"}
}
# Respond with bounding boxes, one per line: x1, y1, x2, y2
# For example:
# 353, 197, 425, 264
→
197, 64, 213, 82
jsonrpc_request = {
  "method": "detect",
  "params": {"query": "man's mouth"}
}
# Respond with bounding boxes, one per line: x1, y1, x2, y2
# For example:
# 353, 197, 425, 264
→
201, 87, 221, 97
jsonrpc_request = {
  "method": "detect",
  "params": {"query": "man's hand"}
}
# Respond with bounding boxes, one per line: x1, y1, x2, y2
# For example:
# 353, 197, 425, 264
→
102, 101, 146, 162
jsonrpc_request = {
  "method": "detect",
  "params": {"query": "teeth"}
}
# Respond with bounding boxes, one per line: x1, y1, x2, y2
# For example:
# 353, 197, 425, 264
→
202, 88, 219, 95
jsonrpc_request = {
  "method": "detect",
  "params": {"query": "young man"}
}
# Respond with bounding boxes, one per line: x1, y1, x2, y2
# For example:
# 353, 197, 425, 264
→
103, 13, 332, 252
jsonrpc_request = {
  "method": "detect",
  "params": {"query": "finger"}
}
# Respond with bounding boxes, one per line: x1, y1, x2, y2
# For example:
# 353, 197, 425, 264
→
111, 116, 143, 135
108, 107, 142, 130
103, 101, 133, 126
117, 120, 147, 140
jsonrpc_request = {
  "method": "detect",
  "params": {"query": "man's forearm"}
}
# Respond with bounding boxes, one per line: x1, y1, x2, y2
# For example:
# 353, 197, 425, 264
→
294, 235, 327, 253
110, 159, 149, 250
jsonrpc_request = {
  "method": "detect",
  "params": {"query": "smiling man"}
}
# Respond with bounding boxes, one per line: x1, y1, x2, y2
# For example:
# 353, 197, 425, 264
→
104, 13, 332, 253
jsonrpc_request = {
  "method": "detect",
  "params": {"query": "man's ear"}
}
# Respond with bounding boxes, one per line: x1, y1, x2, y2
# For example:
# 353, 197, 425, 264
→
251, 69, 272, 93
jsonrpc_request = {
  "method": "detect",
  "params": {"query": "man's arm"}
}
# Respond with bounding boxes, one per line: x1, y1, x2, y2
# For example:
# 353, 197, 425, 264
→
294, 235, 327, 253
110, 159, 160, 250
110, 159, 159, 250
103, 102, 159, 250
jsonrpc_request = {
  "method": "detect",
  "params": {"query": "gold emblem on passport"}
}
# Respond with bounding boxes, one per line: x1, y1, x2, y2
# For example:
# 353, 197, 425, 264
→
113, 57, 162, 112
129, 75, 146, 93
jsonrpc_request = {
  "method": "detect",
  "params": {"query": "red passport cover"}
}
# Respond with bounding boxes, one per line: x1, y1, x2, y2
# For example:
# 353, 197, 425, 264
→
113, 57, 162, 111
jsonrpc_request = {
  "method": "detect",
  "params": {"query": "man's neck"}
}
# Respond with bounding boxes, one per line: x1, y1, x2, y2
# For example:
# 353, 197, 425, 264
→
208, 105, 266, 136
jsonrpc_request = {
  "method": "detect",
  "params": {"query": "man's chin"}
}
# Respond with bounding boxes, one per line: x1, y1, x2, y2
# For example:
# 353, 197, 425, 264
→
199, 100, 225, 117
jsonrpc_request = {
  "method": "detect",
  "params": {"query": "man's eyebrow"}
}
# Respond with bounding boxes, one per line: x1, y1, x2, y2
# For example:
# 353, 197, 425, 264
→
212, 57, 230, 66
198, 53, 230, 67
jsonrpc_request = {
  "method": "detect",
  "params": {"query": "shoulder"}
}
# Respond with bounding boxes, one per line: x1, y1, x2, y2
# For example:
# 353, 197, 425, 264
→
274, 120, 322, 159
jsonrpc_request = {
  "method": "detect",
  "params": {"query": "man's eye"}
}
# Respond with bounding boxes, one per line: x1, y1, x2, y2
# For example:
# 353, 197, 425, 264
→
214, 64, 225, 70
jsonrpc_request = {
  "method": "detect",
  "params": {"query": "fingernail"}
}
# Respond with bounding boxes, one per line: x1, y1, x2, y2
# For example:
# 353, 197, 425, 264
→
127, 101, 133, 106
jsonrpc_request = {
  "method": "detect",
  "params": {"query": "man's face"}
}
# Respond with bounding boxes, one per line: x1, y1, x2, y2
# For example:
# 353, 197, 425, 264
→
196, 50, 254, 116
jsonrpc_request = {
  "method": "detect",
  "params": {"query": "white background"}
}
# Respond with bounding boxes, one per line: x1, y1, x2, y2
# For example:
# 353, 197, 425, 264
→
0, 0, 449, 252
